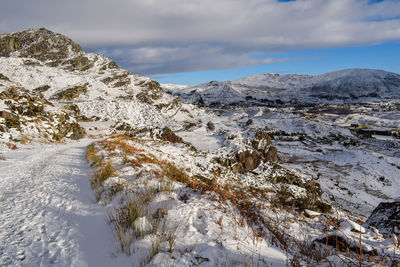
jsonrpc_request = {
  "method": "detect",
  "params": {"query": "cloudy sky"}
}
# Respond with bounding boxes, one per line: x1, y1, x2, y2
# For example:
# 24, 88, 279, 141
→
1, 0, 400, 84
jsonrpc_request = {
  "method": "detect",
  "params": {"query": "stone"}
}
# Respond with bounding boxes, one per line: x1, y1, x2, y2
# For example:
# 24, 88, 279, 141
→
0, 73, 10, 81
159, 127, 184, 144
364, 201, 400, 236
237, 150, 261, 171
206, 121, 215, 131
339, 219, 366, 234
304, 209, 322, 218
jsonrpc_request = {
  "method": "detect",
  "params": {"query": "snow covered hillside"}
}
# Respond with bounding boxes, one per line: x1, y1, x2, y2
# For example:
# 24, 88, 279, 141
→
164, 69, 400, 106
1, 28, 399, 266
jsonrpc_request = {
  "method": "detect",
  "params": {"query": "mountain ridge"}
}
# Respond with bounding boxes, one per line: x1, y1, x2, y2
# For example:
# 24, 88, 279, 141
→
164, 68, 400, 106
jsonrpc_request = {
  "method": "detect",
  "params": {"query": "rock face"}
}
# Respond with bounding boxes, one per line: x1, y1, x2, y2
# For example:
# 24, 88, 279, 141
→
364, 201, 400, 236
52, 83, 89, 100
1, 28, 81, 59
0, 79, 86, 141
250, 129, 278, 163
136, 80, 164, 104
0, 28, 92, 71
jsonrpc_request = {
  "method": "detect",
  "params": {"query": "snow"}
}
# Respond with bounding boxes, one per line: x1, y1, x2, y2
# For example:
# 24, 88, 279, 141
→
1, 28, 400, 266
164, 68, 400, 106
0, 140, 132, 267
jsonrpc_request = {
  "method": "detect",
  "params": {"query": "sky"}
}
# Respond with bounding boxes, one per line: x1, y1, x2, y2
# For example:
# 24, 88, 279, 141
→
1, 0, 400, 85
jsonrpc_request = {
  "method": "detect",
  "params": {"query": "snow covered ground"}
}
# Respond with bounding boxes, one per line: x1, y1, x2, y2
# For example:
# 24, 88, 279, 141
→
1, 28, 399, 266
0, 140, 133, 267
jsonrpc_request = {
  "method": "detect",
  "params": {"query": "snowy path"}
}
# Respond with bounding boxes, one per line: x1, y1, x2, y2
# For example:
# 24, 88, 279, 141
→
0, 140, 130, 267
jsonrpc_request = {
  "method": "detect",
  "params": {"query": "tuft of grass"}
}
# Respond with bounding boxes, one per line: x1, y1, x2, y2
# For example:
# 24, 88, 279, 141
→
162, 163, 190, 184
91, 161, 116, 189
108, 195, 145, 254
86, 143, 101, 166
122, 152, 129, 164
146, 235, 161, 264
156, 178, 174, 195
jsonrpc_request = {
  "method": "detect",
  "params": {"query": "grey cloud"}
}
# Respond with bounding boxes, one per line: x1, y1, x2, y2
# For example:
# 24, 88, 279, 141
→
1, 0, 400, 74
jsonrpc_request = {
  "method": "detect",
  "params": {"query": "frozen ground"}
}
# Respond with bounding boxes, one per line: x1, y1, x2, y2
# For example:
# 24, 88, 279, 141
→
0, 140, 132, 267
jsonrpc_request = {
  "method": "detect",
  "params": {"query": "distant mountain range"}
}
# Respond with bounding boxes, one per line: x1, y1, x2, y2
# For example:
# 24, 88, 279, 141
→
164, 69, 400, 106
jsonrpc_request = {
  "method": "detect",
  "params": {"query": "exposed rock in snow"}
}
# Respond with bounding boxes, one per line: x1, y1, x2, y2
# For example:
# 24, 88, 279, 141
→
365, 201, 400, 236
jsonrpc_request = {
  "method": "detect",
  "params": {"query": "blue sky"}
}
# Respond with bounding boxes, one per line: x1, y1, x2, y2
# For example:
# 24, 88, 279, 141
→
151, 41, 400, 85
1, 0, 400, 85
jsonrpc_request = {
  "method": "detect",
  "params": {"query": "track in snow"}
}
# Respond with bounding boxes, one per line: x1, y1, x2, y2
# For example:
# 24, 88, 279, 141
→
0, 140, 130, 267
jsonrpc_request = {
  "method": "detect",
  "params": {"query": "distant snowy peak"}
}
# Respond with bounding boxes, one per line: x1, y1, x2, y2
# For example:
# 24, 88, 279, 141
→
166, 69, 400, 106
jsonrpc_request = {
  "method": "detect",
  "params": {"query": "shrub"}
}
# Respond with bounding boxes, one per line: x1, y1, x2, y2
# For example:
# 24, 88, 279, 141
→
86, 143, 99, 165
162, 163, 190, 184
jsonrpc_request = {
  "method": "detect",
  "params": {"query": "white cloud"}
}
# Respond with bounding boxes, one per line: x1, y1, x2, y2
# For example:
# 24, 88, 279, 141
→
1, 0, 399, 74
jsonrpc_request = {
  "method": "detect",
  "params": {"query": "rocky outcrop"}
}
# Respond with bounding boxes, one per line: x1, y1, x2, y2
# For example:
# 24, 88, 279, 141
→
1, 81, 86, 141
215, 129, 279, 174
57, 121, 86, 140
136, 80, 164, 104
250, 129, 278, 162
265, 146, 279, 163
0, 28, 93, 71
51, 83, 89, 100
231, 150, 262, 173
150, 127, 184, 144
101, 72, 131, 88
364, 201, 400, 236
159, 127, 184, 144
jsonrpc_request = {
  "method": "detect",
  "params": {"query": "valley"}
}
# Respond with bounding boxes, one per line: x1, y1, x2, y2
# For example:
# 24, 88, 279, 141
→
0, 29, 399, 266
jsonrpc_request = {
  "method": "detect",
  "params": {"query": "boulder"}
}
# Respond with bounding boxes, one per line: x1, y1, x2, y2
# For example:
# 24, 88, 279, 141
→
151, 127, 184, 144
364, 201, 400, 236
339, 219, 366, 234
206, 121, 215, 131
226, 149, 262, 174
265, 146, 279, 163
237, 150, 261, 171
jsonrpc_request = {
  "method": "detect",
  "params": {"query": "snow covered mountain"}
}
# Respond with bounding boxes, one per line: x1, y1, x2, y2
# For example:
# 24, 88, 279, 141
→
1, 29, 399, 266
0, 28, 189, 145
165, 69, 400, 106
